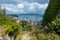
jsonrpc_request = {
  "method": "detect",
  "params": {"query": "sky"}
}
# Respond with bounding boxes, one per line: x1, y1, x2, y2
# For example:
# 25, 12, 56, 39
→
0, 0, 49, 14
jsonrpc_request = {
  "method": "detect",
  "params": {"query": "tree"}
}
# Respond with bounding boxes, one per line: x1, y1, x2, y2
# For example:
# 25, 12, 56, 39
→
0, 8, 6, 16
42, 0, 60, 26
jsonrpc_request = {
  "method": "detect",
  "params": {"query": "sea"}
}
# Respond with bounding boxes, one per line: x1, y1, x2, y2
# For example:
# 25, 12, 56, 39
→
7, 14, 43, 21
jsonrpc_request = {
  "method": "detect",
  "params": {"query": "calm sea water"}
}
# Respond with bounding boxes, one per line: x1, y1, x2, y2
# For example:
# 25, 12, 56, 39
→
7, 14, 43, 21
17, 14, 43, 21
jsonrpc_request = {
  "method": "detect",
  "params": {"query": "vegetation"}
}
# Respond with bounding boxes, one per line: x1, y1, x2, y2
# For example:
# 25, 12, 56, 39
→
42, 0, 60, 34
42, 0, 60, 26
0, 0, 60, 40
0, 9, 20, 40
0, 8, 6, 16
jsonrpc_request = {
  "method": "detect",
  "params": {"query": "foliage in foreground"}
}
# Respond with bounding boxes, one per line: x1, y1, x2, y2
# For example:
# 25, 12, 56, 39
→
15, 20, 60, 40
0, 16, 20, 37
0, 15, 60, 40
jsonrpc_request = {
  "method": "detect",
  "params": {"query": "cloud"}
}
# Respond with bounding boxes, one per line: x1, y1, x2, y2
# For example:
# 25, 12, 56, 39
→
38, 3, 48, 9
1, 4, 17, 11
17, 3, 24, 8
1, 2, 48, 14
29, 2, 48, 10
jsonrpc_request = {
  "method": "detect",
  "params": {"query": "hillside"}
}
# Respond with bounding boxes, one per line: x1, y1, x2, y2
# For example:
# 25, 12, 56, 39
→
42, 0, 60, 26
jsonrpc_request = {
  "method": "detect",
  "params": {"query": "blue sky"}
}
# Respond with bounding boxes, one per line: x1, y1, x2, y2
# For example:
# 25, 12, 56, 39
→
0, 0, 49, 14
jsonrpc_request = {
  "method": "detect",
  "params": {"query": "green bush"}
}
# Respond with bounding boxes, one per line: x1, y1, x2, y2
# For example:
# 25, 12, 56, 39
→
51, 17, 60, 35
0, 16, 20, 37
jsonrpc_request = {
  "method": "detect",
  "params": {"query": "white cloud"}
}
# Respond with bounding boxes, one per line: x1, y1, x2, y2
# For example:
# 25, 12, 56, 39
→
17, 3, 24, 8
29, 5, 34, 11
30, 6, 34, 10
28, 2, 48, 12
30, 2, 48, 9
38, 4, 48, 9
1, 4, 17, 11
1, 2, 48, 14
6, 7, 16, 12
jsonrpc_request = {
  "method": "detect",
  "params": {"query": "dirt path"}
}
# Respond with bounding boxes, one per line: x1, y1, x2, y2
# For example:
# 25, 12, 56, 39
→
22, 33, 31, 40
